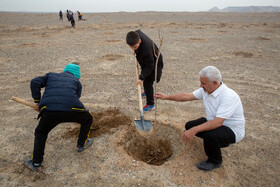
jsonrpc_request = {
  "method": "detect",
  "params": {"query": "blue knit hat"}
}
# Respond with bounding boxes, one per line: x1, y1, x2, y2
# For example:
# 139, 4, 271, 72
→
64, 63, 81, 79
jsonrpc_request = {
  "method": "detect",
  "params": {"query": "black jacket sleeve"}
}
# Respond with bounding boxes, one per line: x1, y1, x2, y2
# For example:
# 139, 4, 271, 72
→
30, 74, 48, 103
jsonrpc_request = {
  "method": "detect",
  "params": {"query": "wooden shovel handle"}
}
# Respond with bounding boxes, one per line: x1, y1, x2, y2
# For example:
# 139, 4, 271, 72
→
12, 97, 38, 110
135, 57, 143, 112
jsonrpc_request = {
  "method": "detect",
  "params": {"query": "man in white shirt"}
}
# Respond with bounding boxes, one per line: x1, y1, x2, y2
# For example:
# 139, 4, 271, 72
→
155, 66, 245, 171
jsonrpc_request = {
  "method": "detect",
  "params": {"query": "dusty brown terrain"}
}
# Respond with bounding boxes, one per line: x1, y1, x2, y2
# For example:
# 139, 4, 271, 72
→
0, 12, 279, 186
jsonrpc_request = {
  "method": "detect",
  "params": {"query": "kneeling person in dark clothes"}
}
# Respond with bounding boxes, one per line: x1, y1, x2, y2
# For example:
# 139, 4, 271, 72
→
155, 66, 245, 171
24, 63, 93, 172
126, 30, 163, 112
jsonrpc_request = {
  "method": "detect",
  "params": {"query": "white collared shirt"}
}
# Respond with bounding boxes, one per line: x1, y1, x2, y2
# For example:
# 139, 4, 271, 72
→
193, 83, 245, 142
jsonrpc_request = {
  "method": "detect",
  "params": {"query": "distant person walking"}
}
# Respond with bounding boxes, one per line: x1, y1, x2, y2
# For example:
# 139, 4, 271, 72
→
70, 13, 75, 28
59, 10, 63, 21
77, 11, 83, 21
66, 10, 70, 21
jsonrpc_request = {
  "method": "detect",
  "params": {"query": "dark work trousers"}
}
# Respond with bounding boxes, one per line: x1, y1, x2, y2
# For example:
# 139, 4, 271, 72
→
71, 20, 75, 28
143, 75, 154, 105
32, 110, 93, 164
185, 117, 236, 164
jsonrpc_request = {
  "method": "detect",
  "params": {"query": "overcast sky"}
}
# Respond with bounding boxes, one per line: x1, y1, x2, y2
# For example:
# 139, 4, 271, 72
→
1, 0, 280, 12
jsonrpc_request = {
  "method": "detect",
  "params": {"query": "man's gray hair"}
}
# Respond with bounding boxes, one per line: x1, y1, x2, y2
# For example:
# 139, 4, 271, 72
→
199, 66, 222, 82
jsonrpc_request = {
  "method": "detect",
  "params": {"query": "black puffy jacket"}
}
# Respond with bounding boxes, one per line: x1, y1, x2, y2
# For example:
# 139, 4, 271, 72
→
30, 71, 85, 112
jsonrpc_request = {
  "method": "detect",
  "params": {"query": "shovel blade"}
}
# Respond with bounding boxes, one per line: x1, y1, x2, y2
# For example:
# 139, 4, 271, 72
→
134, 119, 153, 132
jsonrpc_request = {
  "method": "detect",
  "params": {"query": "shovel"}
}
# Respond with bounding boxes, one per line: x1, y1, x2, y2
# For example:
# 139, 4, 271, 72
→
134, 56, 153, 132
12, 97, 38, 110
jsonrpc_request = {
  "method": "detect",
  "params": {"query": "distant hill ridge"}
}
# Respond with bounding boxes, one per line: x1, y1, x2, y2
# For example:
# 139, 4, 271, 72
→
209, 6, 280, 12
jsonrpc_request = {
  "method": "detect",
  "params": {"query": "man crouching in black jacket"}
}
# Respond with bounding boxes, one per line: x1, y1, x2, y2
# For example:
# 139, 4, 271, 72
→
126, 30, 163, 112
24, 63, 93, 172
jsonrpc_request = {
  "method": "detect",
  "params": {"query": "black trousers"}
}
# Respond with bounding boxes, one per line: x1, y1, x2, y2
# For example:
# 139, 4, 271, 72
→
32, 110, 93, 164
143, 76, 155, 105
185, 117, 235, 164
71, 20, 75, 27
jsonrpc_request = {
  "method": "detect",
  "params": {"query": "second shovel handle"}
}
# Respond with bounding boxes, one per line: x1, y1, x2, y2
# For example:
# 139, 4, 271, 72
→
12, 97, 38, 110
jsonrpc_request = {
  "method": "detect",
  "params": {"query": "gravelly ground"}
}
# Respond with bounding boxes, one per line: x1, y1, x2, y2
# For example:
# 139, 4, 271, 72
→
0, 12, 279, 186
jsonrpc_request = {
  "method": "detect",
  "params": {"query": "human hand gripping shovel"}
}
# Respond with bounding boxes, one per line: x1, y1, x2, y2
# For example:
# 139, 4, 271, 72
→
134, 56, 153, 132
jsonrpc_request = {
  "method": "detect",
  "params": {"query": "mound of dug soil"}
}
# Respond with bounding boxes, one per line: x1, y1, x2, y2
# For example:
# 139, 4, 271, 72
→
62, 108, 131, 139
91, 108, 131, 137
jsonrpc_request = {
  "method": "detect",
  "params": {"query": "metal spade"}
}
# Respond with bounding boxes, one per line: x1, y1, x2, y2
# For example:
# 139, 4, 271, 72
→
134, 56, 153, 132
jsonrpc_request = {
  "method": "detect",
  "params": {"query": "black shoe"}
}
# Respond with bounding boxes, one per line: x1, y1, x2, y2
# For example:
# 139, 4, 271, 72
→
24, 159, 41, 172
77, 138, 93, 152
197, 160, 222, 171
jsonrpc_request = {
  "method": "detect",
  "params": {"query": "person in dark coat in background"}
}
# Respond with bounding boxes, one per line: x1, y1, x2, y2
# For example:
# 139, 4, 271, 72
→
69, 12, 75, 28
24, 63, 93, 172
77, 11, 83, 21
66, 10, 70, 21
126, 30, 164, 112
59, 10, 63, 21
69, 13, 75, 28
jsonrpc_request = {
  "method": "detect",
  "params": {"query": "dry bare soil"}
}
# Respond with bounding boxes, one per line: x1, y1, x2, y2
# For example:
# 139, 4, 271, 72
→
0, 12, 279, 186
